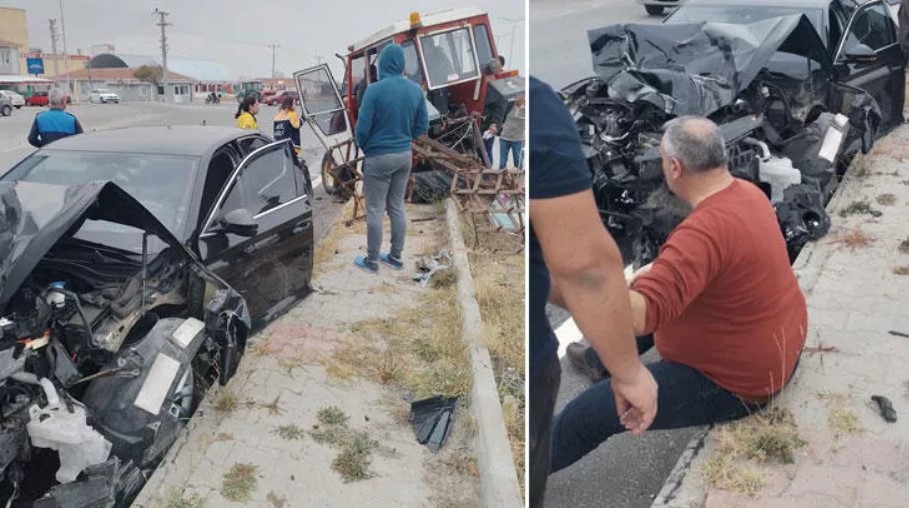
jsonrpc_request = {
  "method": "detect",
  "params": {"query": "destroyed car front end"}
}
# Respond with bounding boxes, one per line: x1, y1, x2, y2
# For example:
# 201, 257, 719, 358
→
0, 181, 249, 507
563, 13, 902, 265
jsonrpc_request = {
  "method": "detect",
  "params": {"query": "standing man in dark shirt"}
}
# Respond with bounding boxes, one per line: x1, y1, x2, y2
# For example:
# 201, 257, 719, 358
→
528, 77, 659, 507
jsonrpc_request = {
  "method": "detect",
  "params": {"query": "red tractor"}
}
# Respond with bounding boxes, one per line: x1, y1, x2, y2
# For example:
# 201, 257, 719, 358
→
293, 8, 524, 232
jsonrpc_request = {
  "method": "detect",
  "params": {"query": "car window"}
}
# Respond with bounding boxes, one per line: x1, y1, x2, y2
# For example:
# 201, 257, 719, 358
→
401, 40, 423, 85
842, 3, 895, 53
474, 25, 494, 69
237, 136, 267, 157
218, 145, 298, 219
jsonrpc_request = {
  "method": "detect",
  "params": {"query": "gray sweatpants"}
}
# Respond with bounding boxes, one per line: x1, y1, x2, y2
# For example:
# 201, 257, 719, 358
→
363, 151, 412, 262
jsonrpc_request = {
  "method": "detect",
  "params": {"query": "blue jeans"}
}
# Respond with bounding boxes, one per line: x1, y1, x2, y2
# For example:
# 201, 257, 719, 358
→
499, 139, 523, 169
484, 136, 496, 167
551, 339, 772, 473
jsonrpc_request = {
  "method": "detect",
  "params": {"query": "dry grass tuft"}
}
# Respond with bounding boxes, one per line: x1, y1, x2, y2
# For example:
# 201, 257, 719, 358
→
839, 200, 877, 218
164, 488, 205, 508
272, 424, 306, 441
220, 463, 259, 502
313, 200, 355, 277
876, 193, 897, 206
430, 269, 458, 288
214, 390, 238, 414
308, 405, 378, 482
831, 226, 874, 250
893, 266, 909, 276
820, 393, 863, 437
715, 407, 805, 465
701, 455, 766, 496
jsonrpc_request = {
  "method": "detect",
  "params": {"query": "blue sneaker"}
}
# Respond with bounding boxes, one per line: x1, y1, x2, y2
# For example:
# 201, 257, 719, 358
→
354, 256, 379, 274
379, 253, 404, 271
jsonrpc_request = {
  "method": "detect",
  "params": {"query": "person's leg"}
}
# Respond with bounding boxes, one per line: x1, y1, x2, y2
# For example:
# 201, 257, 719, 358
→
484, 136, 496, 167
582, 335, 655, 376
362, 155, 392, 265
499, 139, 510, 169
385, 152, 412, 262
513, 140, 523, 169
529, 353, 562, 508
550, 359, 764, 473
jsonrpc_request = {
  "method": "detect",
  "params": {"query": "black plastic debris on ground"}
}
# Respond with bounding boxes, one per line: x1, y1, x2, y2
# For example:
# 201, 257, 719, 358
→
871, 395, 897, 423
411, 396, 457, 452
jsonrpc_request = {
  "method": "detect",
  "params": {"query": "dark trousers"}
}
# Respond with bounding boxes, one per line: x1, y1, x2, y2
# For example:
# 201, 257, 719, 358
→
551, 337, 772, 474
530, 353, 561, 508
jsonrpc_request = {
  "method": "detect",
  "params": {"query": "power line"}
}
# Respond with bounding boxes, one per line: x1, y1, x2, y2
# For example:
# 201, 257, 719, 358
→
153, 8, 171, 103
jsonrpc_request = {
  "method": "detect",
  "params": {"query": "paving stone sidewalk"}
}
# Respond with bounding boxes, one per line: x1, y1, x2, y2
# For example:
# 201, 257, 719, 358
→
662, 126, 909, 508
134, 205, 479, 507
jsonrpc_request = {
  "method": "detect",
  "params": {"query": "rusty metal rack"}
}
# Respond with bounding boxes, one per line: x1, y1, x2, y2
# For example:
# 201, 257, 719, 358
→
412, 136, 525, 236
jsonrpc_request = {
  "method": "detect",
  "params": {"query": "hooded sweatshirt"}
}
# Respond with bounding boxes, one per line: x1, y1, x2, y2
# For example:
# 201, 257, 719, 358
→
355, 44, 429, 156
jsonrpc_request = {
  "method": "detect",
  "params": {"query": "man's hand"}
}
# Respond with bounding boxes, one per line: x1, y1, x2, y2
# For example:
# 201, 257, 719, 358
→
532, 189, 656, 423
611, 363, 658, 434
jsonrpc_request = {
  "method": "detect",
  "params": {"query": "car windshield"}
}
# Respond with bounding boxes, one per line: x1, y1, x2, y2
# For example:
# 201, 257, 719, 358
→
668, 6, 824, 40
99, 89, 112, 93
2, 151, 199, 253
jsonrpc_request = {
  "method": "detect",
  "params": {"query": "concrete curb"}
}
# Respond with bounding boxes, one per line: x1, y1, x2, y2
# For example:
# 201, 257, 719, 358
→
445, 199, 523, 508
649, 165, 859, 508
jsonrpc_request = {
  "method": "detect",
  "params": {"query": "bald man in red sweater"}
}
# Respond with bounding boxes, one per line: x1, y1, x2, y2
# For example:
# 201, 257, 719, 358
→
549, 116, 807, 473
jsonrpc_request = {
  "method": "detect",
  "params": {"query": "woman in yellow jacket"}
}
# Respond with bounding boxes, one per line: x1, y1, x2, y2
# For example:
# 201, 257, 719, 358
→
272, 95, 302, 151
235, 95, 259, 130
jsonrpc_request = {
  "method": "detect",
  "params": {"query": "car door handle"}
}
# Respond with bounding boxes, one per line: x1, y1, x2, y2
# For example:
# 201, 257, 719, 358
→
292, 221, 311, 235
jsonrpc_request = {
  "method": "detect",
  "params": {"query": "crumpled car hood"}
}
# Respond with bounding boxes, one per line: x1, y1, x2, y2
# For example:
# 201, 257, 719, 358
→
587, 14, 831, 117
0, 181, 190, 310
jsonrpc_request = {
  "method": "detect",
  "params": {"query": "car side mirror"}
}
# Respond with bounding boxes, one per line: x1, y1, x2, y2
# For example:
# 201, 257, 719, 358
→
844, 44, 878, 64
218, 208, 258, 237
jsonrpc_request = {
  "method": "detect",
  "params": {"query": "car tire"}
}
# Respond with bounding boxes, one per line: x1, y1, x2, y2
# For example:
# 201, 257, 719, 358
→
0, 105, 10, 116
645, 4, 665, 15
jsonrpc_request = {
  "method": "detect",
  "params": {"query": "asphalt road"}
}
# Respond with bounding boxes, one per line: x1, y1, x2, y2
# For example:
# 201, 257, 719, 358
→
530, 1, 704, 507
0, 101, 344, 242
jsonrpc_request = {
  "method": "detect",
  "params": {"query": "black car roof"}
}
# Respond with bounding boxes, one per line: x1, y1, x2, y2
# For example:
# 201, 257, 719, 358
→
42, 125, 256, 156
682, 0, 867, 9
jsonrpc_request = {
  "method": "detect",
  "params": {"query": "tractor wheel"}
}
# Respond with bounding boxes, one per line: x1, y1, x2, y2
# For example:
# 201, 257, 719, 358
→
645, 4, 665, 15
321, 151, 341, 196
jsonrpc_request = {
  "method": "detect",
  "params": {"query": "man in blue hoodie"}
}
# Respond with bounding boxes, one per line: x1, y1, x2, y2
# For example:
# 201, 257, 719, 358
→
354, 43, 429, 273
28, 88, 83, 148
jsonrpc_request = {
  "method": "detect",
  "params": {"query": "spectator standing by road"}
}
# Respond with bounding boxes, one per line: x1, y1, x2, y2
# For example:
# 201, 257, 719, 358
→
353, 43, 429, 274
235, 95, 259, 130
272, 96, 302, 150
528, 76, 658, 507
481, 59, 508, 167
499, 94, 525, 169
27, 88, 83, 148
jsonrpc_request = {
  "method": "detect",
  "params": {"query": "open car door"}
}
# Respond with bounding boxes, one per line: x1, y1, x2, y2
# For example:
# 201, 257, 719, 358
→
294, 64, 359, 195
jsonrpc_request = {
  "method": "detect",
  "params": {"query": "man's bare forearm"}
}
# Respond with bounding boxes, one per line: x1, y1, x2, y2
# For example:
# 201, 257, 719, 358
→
628, 290, 648, 336
555, 261, 641, 384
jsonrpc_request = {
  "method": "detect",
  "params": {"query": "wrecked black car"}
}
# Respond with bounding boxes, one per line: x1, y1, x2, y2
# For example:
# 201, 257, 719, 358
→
562, 0, 905, 265
0, 127, 315, 506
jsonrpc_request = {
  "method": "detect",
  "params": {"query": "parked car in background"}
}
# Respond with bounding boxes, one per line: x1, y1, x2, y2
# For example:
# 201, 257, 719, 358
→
637, 0, 685, 15
0, 94, 11, 116
260, 89, 277, 104
24, 91, 49, 107
0, 90, 24, 109
266, 90, 300, 106
90, 88, 121, 104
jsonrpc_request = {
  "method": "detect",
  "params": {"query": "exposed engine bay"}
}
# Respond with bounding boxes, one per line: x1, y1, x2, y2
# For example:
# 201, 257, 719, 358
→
0, 181, 249, 507
563, 14, 889, 266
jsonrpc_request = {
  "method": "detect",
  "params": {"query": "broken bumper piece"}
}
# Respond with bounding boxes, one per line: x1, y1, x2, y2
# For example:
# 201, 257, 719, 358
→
411, 396, 457, 452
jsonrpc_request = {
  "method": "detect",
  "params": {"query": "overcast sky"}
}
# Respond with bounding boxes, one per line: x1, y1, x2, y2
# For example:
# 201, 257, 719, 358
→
2, 0, 525, 80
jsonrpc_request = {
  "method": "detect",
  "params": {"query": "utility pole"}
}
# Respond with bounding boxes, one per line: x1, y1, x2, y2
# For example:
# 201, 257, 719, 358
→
153, 9, 171, 103
48, 19, 59, 87
268, 43, 279, 80
59, 0, 70, 95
